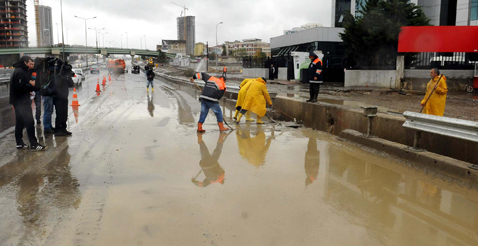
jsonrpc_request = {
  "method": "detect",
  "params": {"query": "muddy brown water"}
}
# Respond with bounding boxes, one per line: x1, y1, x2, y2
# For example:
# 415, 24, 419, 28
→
1, 72, 478, 245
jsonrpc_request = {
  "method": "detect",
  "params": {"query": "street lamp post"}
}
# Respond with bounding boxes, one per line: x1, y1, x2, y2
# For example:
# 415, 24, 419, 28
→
74, 15, 96, 68
215, 22, 223, 69
55, 23, 59, 45
126, 32, 128, 49
99, 31, 108, 47
89, 27, 104, 64
121, 34, 123, 49
144, 35, 146, 50
60, 0, 66, 60
66, 29, 69, 44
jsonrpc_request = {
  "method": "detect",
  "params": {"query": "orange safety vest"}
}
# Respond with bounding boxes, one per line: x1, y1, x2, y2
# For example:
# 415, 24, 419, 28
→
223, 67, 227, 72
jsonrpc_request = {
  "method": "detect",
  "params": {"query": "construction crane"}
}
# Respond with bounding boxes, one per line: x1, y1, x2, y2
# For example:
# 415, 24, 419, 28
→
34, 0, 40, 47
171, 2, 188, 42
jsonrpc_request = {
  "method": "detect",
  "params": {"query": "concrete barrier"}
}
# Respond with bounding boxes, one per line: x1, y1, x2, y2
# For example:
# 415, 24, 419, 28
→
404, 69, 473, 91
345, 70, 397, 88
156, 72, 478, 165
243, 68, 268, 78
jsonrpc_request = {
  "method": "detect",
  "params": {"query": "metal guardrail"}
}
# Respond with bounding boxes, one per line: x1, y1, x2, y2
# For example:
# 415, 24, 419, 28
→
402, 111, 478, 143
0, 47, 161, 56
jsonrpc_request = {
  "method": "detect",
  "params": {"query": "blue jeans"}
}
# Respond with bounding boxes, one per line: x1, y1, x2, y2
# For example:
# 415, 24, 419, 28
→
147, 80, 153, 88
199, 100, 223, 123
43, 96, 54, 130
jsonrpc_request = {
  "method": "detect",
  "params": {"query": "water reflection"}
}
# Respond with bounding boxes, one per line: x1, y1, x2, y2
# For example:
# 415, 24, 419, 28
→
192, 133, 230, 188
304, 137, 320, 186
324, 145, 478, 246
235, 125, 272, 167
147, 94, 155, 117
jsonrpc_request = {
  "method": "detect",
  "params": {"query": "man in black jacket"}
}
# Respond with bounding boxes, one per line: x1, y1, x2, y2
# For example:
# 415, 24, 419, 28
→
53, 61, 74, 136
307, 52, 323, 103
9, 56, 46, 150
146, 67, 155, 92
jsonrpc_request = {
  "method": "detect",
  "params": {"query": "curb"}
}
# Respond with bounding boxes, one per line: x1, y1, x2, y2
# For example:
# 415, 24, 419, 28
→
339, 129, 478, 185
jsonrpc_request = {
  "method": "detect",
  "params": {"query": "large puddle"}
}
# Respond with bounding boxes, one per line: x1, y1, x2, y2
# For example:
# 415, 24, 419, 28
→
1, 73, 478, 245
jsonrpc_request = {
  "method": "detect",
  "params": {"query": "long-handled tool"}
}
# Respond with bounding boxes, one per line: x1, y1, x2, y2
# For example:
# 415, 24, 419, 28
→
420, 75, 443, 113
271, 105, 301, 124
265, 114, 276, 123
191, 78, 234, 131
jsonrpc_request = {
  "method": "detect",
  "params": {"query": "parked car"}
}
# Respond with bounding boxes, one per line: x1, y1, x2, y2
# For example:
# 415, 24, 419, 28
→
73, 69, 85, 81
132, 65, 140, 74
90, 65, 100, 74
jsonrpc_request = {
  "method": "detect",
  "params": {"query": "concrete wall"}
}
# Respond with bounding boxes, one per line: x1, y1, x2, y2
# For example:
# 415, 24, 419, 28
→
278, 67, 288, 80
345, 70, 397, 88
243, 68, 268, 78
404, 69, 474, 91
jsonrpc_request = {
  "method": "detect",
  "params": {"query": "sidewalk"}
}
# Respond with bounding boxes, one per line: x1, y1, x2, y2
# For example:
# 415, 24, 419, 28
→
154, 65, 478, 122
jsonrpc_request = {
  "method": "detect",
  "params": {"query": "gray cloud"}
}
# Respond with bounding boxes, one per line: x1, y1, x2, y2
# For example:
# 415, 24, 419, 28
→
27, 0, 332, 49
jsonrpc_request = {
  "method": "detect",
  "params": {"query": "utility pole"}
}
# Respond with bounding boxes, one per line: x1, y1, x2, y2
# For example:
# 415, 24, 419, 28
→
215, 22, 223, 69
89, 27, 104, 63
206, 41, 208, 72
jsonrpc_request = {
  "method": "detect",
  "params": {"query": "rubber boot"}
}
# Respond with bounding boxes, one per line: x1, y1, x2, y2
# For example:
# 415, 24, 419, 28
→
245, 111, 254, 122
233, 110, 239, 121
152, 87, 155, 92
256, 117, 265, 124
147, 87, 149, 92
218, 122, 229, 132
197, 123, 206, 133
236, 113, 243, 124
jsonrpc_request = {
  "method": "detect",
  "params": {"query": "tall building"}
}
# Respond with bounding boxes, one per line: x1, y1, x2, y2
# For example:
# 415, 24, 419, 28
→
0, 0, 28, 48
38, 5, 53, 47
177, 16, 195, 55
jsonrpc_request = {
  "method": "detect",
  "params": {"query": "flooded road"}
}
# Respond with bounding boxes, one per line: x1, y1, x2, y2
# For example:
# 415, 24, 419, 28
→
1, 71, 478, 245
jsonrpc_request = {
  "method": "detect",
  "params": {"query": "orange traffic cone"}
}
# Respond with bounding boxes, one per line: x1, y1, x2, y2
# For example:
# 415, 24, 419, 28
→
95, 79, 101, 93
71, 105, 79, 123
70, 87, 81, 106
108, 74, 111, 81
102, 76, 107, 86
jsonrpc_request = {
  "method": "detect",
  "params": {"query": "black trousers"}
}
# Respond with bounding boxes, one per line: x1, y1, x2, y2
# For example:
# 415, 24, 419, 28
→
34, 92, 41, 121
54, 98, 68, 131
14, 103, 38, 145
309, 83, 320, 100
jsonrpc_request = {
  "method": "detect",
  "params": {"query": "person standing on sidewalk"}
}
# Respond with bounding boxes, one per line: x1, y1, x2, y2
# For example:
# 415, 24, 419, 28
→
269, 64, 275, 80
146, 67, 155, 92
9, 56, 46, 150
190, 72, 229, 133
28, 59, 42, 125
420, 68, 448, 116
53, 61, 74, 137
306, 52, 323, 103
42, 59, 57, 134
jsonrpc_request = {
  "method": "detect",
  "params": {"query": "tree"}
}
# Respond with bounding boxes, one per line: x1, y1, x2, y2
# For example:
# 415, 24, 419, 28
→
222, 44, 227, 56
232, 48, 247, 58
339, 0, 429, 68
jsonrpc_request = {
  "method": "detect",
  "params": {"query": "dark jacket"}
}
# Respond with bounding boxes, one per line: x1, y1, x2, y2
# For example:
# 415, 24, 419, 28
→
9, 61, 35, 105
53, 67, 74, 100
193, 72, 226, 102
308, 57, 323, 84
146, 69, 155, 81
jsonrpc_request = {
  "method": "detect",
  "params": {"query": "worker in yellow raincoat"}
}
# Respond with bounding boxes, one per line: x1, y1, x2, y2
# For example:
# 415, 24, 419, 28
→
233, 78, 254, 122
421, 68, 447, 116
235, 125, 272, 167
236, 77, 272, 124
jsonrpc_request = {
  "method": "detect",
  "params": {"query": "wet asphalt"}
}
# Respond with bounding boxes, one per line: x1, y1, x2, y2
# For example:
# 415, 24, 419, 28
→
1, 70, 478, 245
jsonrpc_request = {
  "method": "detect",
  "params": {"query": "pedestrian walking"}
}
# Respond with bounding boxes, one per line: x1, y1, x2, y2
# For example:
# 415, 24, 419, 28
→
190, 72, 229, 133
306, 52, 323, 103
146, 67, 155, 92
420, 68, 448, 116
53, 61, 74, 136
9, 56, 46, 150
235, 77, 272, 124
269, 64, 275, 80
233, 78, 254, 122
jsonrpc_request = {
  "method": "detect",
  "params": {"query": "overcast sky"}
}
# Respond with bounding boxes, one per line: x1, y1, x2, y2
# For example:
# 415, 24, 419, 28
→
26, 0, 333, 49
